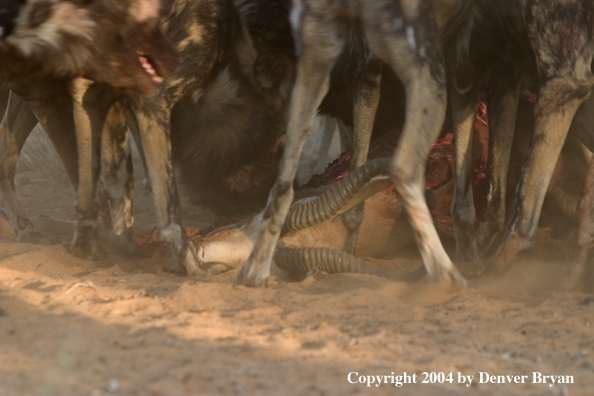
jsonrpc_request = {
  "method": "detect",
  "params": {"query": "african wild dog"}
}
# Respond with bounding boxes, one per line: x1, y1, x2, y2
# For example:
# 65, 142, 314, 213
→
0, 0, 290, 244
0, 0, 177, 93
0, 1, 265, 275
0, 0, 176, 93
169, 0, 402, 219
0, 0, 178, 246
1, 0, 360, 250
0, 86, 140, 254
447, 0, 594, 275
235, 0, 473, 288
0, 0, 177, 262
166, 0, 295, 217
171, 0, 471, 255
67, 0, 305, 276
446, 0, 539, 262
0, 0, 177, 246
1, 0, 471, 249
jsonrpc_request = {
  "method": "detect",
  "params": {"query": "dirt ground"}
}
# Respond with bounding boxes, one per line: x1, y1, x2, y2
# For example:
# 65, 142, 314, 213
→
1, 128, 593, 396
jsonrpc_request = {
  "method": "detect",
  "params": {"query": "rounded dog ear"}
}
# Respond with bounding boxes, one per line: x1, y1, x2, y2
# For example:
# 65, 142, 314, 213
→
131, 0, 161, 23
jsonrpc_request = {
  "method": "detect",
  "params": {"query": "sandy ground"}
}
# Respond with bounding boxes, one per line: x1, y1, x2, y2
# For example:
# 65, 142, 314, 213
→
1, 128, 593, 396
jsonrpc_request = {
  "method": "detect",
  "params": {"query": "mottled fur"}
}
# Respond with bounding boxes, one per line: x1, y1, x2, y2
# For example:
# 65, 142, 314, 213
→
0, 0, 177, 94
236, 0, 470, 288
0, 0, 235, 275
0, 0, 178, 247
449, 0, 594, 274
68, 0, 243, 275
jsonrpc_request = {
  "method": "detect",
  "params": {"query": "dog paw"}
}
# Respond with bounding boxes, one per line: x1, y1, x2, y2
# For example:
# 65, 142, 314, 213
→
444, 269, 468, 289
234, 261, 269, 288
430, 265, 468, 289
69, 235, 107, 261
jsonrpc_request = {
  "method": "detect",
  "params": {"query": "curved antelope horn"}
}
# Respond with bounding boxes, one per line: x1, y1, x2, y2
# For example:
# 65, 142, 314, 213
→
274, 247, 426, 282
283, 157, 392, 235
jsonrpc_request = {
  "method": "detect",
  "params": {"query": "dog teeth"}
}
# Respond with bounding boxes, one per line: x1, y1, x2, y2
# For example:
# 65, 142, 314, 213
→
138, 55, 163, 84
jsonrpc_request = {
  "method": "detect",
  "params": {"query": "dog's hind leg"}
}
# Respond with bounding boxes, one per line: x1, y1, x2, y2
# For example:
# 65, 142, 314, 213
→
3, 79, 82, 244
341, 56, 383, 255
488, 1, 594, 274
0, 91, 46, 242
69, 80, 117, 261
362, 0, 466, 286
476, 68, 523, 258
445, 28, 481, 263
236, 5, 348, 287
97, 100, 135, 256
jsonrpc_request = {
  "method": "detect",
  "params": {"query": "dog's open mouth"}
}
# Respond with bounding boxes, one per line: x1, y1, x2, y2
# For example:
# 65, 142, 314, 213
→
137, 51, 164, 84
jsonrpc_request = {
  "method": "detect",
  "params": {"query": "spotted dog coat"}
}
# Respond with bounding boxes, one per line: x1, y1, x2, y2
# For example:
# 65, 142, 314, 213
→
0, 0, 177, 94
68, 0, 248, 275
0, 0, 299, 258
0, 0, 176, 246
0, 84, 143, 253
236, 0, 470, 288
447, 0, 536, 261
448, 0, 594, 273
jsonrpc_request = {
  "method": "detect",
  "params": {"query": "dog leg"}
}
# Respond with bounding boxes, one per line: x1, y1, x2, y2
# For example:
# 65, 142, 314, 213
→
70, 80, 116, 261
131, 96, 219, 276
236, 8, 347, 287
7, 80, 82, 244
97, 100, 135, 256
487, 1, 594, 274
363, 0, 466, 286
0, 91, 48, 243
341, 56, 383, 255
446, 33, 480, 262
489, 87, 590, 273
476, 68, 522, 257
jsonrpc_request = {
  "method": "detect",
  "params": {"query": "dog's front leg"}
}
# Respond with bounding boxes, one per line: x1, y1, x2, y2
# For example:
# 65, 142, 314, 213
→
70, 79, 117, 260
362, 0, 466, 287
486, 1, 594, 275
444, 26, 481, 263
0, 90, 49, 243
236, 8, 348, 287
97, 100, 135, 256
476, 68, 523, 258
7, 79, 80, 244
132, 96, 211, 276
488, 78, 592, 274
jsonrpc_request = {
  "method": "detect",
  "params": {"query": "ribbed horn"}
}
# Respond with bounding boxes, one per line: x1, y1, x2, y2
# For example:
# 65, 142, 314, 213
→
283, 158, 392, 235
274, 247, 426, 282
